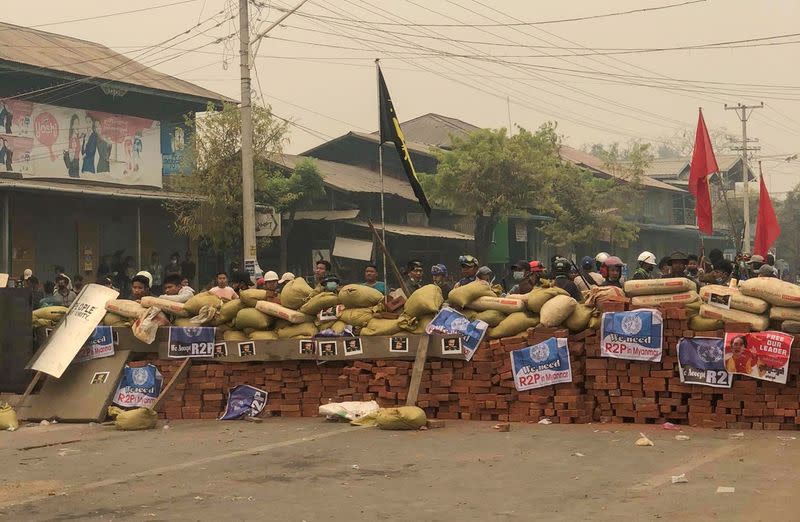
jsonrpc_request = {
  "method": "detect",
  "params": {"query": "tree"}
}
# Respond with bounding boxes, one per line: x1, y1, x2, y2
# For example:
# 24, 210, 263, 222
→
164, 102, 288, 262
262, 158, 326, 272
655, 127, 736, 159
775, 185, 798, 271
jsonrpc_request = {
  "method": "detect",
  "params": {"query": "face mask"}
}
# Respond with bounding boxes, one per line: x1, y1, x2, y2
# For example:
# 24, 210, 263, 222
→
513, 271, 524, 281
325, 282, 338, 292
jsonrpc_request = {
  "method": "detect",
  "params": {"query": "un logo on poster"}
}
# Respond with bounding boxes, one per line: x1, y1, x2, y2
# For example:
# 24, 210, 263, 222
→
530, 344, 550, 363
698, 343, 723, 363
621, 315, 643, 335
132, 367, 149, 386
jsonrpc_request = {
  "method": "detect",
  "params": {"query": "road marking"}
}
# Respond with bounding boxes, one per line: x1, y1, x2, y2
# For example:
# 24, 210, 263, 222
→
629, 443, 740, 492
0, 425, 362, 509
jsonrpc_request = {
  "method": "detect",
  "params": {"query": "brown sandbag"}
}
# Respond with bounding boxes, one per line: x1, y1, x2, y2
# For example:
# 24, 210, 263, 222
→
255, 300, 314, 324
184, 293, 223, 315
699, 303, 768, 331
740, 278, 800, 307
770, 306, 800, 322
114, 407, 157, 431
781, 320, 800, 334
102, 312, 131, 327
276, 322, 318, 339
223, 329, 249, 341
173, 317, 195, 327
630, 291, 699, 308
299, 292, 340, 316
527, 287, 569, 314
699, 285, 769, 314
584, 285, 625, 307
105, 299, 147, 319
280, 277, 314, 310
564, 304, 595, 332
338, 307, 374, 328
235, 307, 273, 330
540, 295, 578, 327
360, 317, 403, 336
338, 284, 384, 309
466, 296, 525, 314
474, 309, 506, 327
403, 284, 444, 318
215, 299, 245, 325
140, 296, 189, 317
689, 314, 724, 331
250, 330, 279, 341
240, 289, 267, 307
447, 280, 495, 309
488, 312, 540, 339
623, 277, 695, 297
32, 306, 69, 321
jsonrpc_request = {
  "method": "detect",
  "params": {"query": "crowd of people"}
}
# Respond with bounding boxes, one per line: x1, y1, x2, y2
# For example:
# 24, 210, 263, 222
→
18, 246, 787, 311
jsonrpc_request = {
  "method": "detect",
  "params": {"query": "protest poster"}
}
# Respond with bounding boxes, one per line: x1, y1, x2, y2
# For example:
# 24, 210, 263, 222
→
112, 364, 163, 408
600, 309, 663, 362
167, 326, 216, 358
677, 337, 732, 388
220, 385, 268, 420
723, 331, 794, 384
426, 306, 488, 361
510, 337, 572, 391
74, 326, 115, 363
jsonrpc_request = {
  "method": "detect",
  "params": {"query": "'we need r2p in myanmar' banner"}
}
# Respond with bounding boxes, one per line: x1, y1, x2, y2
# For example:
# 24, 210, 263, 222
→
600, 309, 664, 362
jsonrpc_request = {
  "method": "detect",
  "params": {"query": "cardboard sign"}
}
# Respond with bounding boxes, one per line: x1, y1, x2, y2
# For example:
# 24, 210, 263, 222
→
723, 331, 794, 384
28, 284, 119, 378
167, 326, 216, 358
510, 337, 572, 391
708, 292, 731, 310
600, 309, 663, 362
74, 326, 115, 363
677, 337, 732, 388
426, 306, 488, 361
112, 364, 163, 408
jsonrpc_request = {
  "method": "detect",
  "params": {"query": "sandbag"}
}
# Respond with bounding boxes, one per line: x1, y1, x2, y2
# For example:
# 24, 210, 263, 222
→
584, 285, 626, 307
132, 308, 169, 344
740, 278, 800, 307
699, 285, 769, 314
106, 299, 147, 319
279, 277, 315, 309
115, 407, 158, 431
223, 329, 249, 341
474, 309, 507, 327
0, 402, 19, 431
360, 317, 402, 336
540, 295, 577, 327
32, 306, 69, 321
101, 312, 130, 327
276, 322, 318, 339
588, 315, 601, 330
190, 305, 217, 325
250, 330, 279, 341
235, 307, 273, 330
184, 293, 223, 315
239, 289, 267, 308
299, 292, 340, 316
781, 320, 800, 334
527, 287, 569, 313
630, 291, 699, 308
699, 303, 769, 331
376, 406, 427, 430
330, 320, 349, 334
397, 313, 435, 334
466, 296, 525, 314
447, 280, 495, 309
403, 284, 444, 318
255, 300, 314, 324
173, 317, 195, 327
461, 309, 479, 321
770, 306, 800, 322
140, 296, 189, 317
623, 277, 695, 296
338, 307, 374, 328
488, 312, 540, 339
216, 299, 245, 324
689, 315, 724, 331
564, 304, 594, 332
338, 284, 384, 309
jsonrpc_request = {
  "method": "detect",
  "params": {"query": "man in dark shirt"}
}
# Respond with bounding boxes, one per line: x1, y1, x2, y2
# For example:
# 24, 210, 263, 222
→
403, 260, 424, 294
551, 257, 583, 301
454, 254, 479, 288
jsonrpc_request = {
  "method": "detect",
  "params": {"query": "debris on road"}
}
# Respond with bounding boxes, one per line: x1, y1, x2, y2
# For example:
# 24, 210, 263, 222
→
730, 432, 745, 440
675, 435, 691, 441
661, 422, 680, 431
572, 452, 586, 457
671, 474, 688, 484
493, 423, 510, 432
716, 486, 735, 493
537, 418, 552, 425
635, 433, 654, 446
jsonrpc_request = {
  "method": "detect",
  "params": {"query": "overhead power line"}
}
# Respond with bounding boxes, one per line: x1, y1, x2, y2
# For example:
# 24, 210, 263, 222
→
10, 0, 201, 30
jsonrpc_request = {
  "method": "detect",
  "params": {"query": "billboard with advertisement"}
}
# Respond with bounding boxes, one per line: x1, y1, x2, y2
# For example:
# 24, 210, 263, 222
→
0, 99, 162, 187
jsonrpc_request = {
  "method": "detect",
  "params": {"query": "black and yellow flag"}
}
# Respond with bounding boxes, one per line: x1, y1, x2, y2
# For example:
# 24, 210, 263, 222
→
377, 63, 431, 217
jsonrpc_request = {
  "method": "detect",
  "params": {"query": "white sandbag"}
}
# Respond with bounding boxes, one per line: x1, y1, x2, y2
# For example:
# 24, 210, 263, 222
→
630, 291, 699, 308
699, 285, 769, 314
623, 277, 695, 296
699, 303, 769, 331
539, 295, 577, 327
105, 299, 147, 319
140, 296, 189, 317
740, 278, 800, 307
465, 296, 525, 313
132, 307, 169, 344
318, 400, 380, 421
255, 300, 314, 324
770, 306, 800, 322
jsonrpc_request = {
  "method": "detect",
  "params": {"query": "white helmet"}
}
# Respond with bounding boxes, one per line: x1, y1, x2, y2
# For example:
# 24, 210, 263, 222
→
637, 251, 657, 266
595, 252, 609, 264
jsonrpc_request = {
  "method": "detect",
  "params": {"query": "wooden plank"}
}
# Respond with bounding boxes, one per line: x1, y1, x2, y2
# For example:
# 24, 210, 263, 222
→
405, 335, 430, 406
151, 358, 191, 411
14, 371, 43, 411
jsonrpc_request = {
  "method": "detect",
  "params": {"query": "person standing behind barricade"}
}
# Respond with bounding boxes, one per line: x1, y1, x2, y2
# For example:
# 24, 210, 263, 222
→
453, 255, 479, 289
165, 252, 182, 278
362, 264, 386, 294
39, 281, 58, 308
687, 254, 700, 278
574, 256, 599, 291
664, 251, 700, 290
512, 261, 546, 294
130, 274, 151, 302
313, 260, 331, 290
403, 260, 424, 294
208, 272, 238, 300
600, 256, 625, 289
551, 258, 584, 301
632, 251, 657, 280
52, 274, 77, 307
431, 264, 451, 300
260, 271, 282, 303
159, 273, 195, 303
507, 260, 530, 294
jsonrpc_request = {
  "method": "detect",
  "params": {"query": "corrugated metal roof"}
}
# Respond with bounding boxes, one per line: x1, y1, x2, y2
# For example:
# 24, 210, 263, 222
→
370, 113, 480, 149
558, 145, 684, 193
291, 209, 360, 221
0, 177, 195, 200
276, 154, 417, 201
0, 22, 231, 103
642, 154, 746, 180
346, 220, 474, 240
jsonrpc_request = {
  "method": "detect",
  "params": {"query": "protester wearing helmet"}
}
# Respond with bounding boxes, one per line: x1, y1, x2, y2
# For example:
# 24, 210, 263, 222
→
404, 260, 425, 294
632, 251, 657, 280
665, 251, 699, 290
431, 264, 451, 300
595, 252, 610, 279
601, 256, 624, 288
453, 254, 479, 288
573, 255, 601, 292
551, 257, 583, 301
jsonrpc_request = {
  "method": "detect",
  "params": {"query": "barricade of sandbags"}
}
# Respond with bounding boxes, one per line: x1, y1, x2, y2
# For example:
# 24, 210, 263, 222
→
739, 278, 800, 307
699, 303, 769, 331
699, 285, 769, 314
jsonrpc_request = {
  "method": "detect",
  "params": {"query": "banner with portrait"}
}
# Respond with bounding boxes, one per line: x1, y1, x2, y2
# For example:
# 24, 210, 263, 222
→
723, 331, 793, 384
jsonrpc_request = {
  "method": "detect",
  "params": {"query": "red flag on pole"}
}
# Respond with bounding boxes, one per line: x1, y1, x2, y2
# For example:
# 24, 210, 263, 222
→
688, 108, 719, 235
753, 167, 780, 257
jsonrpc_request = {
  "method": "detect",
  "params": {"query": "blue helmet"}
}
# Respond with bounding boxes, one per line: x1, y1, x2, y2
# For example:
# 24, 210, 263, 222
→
431, 264, 448, 276
581, 256, 594, 270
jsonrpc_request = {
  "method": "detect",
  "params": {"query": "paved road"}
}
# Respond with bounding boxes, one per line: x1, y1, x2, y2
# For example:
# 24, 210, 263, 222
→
0, 419, 797, 521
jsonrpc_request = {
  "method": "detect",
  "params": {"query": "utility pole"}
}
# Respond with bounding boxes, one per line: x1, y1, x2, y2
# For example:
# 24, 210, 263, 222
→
725, 102, 763, 253
239, 0, 257, 272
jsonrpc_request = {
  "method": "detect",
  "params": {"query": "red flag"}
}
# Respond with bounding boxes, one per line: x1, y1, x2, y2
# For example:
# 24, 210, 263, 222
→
688, 109, 719, 235
753, 172, 780, 257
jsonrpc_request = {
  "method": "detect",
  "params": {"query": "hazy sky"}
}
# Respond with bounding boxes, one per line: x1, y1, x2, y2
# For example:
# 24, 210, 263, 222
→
6, 0, 800, 193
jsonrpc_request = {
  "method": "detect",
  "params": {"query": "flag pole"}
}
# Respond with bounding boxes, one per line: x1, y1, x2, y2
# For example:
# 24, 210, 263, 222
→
376, 59, 388, 296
